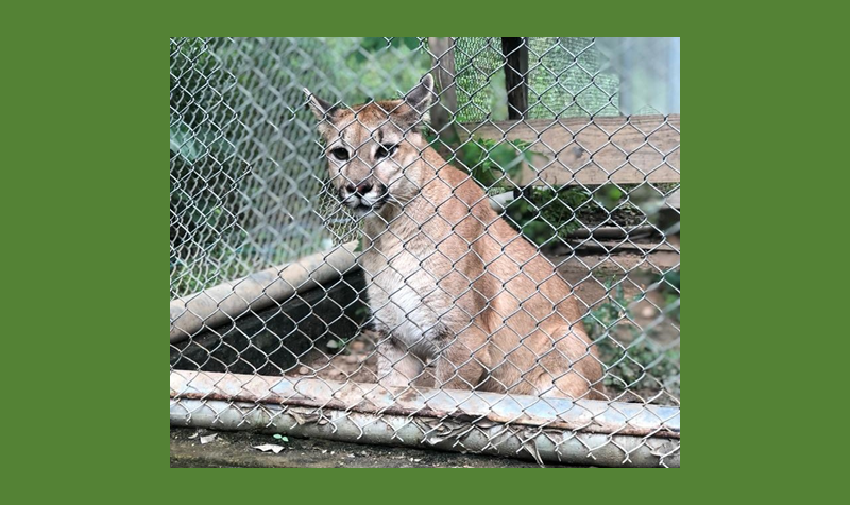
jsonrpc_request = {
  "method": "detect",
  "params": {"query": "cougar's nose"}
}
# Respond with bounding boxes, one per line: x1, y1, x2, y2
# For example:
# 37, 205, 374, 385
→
344, 182, 373, 195
355, 182, 373, 195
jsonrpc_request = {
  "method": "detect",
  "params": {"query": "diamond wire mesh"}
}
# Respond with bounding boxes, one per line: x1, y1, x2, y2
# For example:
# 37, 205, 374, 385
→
170, 37, 680, 466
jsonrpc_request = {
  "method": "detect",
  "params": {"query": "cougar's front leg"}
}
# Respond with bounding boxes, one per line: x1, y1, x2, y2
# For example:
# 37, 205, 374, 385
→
408, 322, 448, 367
376, 338, 425, 391
402, 287, 456, 364
434, 325, 491, 391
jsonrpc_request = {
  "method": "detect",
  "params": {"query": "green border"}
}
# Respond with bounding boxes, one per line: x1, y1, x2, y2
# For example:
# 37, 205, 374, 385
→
11, 0, 842, 497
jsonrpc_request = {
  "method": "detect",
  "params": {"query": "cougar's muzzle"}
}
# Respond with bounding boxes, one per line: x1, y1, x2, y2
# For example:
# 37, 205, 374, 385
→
338, 180, 389, 216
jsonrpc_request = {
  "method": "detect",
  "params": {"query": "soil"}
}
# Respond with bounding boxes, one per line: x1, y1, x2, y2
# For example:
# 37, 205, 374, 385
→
170, 427, 581, 468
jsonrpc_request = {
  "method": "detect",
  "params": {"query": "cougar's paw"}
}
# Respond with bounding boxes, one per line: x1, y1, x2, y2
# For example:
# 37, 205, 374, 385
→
417, 323, 450, 366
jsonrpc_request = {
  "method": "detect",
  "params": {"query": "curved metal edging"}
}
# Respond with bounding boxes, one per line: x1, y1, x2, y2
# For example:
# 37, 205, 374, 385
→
169, 240, 360, 343
170, 399, 679, 468
170, 371, 680, 467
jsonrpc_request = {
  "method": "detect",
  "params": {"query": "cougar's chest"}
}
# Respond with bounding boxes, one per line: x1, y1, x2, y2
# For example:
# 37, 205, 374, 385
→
362, 245, 436, 334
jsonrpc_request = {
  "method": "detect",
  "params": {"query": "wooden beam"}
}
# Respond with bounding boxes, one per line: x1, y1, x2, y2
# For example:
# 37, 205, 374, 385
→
427, 37, 458, 133
666, 188, 680, 209
460, 113, 680, 187
501, 37, 528, 120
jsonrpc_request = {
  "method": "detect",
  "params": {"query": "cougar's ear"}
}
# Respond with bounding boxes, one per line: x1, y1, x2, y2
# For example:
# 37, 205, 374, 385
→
404, 74, 435, 115
303, 89, 336, 121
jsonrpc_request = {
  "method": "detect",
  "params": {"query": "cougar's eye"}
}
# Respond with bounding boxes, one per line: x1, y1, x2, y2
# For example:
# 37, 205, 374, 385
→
329, 147, 349, 161
375, 144, 397, 159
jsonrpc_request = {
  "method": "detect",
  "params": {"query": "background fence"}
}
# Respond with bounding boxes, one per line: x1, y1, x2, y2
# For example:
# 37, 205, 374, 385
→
170, 37, 680, 467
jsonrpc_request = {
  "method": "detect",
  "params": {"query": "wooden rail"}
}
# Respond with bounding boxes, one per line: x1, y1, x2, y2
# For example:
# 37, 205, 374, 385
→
460, 114, 680, 188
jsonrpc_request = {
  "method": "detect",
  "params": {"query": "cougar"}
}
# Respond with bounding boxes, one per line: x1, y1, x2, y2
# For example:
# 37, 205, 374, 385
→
305, 74, 603, 399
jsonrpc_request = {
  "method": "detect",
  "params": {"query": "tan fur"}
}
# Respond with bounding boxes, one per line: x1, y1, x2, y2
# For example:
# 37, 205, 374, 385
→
306, 77, 603, 399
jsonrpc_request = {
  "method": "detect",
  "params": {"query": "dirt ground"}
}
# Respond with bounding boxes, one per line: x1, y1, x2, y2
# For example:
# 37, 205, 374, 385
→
170, 427, 579, 468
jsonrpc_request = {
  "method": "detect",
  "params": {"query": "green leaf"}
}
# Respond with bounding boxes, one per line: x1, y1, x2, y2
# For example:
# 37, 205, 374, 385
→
401, 37, 421, 50
663, 270, 680, 289
521, 219, 557, 246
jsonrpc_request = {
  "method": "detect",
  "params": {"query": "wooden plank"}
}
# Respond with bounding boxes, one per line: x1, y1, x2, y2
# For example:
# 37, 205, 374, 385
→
553, 251, 681, 278
666, 188, 680, 209
427, 37, 458, 133
460, 114, 680, 186
568, 240, 680, 255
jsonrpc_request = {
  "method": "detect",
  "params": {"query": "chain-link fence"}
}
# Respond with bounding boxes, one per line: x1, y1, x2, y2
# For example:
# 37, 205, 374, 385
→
170, 37, 680, 467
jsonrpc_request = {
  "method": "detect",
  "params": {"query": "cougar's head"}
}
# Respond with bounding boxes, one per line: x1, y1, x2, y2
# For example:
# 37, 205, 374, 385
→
305, 74, 435, 217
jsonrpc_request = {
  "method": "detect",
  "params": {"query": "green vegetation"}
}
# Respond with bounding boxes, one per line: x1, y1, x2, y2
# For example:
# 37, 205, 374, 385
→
428, 128, 651, 247
503, 187, 592, 246
656, 269, 681, 322
583, 278, 680, 394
